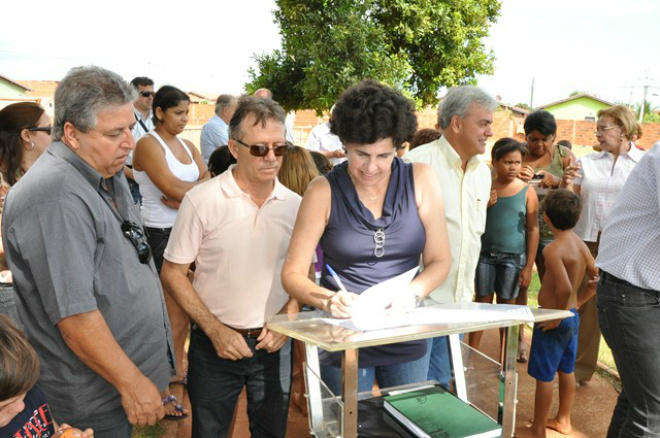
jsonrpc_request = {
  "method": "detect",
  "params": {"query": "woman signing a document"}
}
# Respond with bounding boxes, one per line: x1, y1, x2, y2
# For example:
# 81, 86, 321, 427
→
282, 80, 451, 395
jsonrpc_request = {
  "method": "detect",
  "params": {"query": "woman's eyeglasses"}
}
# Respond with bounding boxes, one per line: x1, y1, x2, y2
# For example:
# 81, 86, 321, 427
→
29, 126, 52, 135
140, 91, 155, 98
594, 125, 619, 135
121, 221, 152, 264
235, 139, 288, 157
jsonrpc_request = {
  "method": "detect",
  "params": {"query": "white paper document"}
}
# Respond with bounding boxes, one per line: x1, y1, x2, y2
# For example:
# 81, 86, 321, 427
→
322, 269, 535, 332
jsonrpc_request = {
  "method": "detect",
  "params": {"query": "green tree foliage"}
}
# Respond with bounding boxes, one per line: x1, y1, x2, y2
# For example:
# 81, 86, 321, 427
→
634, 101, 660, 123
514, 102, 532, 111
246, 0, 501, 113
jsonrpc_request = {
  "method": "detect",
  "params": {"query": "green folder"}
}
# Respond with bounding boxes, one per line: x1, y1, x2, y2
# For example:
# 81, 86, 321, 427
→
383, 385, 502, 438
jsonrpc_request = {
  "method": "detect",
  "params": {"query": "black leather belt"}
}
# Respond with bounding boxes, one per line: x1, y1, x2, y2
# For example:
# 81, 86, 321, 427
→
229, 327, 263, 338
601, 270, 657, 293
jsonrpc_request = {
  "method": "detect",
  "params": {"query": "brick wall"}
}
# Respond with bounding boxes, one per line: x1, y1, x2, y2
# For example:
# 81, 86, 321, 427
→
637, 123, 660, 149
188, 103, 215, 128
555, 120, 598, 148
542, 119, 659, 149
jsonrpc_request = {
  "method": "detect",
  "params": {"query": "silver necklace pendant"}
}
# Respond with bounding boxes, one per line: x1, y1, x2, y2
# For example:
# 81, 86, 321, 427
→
374, 228, 385, 258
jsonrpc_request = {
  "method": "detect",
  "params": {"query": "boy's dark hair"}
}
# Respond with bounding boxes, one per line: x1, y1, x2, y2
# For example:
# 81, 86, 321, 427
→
130, 76, 154, 89
544, 189, 581, 231
491, 137, 528, 161
524, 110, 557, 136
557, 139, 572, 150
207, 145, 236, 176
309, 150, 332, 175
330, 80, 417, 148
409, 128, 442, 151
0, 315, 40, 400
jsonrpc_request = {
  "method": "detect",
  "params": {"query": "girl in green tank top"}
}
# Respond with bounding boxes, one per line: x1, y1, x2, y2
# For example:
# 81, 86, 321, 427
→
469, 139, 539, 354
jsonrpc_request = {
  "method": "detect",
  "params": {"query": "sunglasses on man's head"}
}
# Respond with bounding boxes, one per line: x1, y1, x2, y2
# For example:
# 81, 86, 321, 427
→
140, 91, 155, 98
121, 221, 152, 264
29, 126, 52, 135
235, 139, 288, 157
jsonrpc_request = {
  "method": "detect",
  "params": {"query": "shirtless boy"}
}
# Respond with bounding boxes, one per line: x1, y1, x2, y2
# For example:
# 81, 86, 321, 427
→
524, 189, 597, 438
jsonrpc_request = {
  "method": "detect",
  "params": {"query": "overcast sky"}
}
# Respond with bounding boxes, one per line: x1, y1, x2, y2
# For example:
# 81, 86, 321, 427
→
1, 0, 658, 109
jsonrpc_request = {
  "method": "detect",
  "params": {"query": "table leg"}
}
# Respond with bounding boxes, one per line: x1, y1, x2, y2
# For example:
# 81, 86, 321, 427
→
501, 325, 519, 438
342, 348, 358, 438
304, 344, 325, 435
449, 333, 468, 403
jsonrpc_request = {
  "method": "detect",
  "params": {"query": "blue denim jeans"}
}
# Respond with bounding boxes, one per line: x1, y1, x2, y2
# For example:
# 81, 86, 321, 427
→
475, 252, 525, 300
77, 406, 132, 438
128, 177, 142, 205
145, 227, 171, 273
598, 271, 660, 438
321, 346, 431, 395
187, 326, 292, 438
427, 334, 465, 389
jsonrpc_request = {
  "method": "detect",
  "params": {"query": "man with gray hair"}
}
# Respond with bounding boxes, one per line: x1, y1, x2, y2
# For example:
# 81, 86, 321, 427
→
2, 66, 174, 437
405, 85, 496, 388
254, 87, 296, 143
200, 94, 237, 163
162, 95, 300, 438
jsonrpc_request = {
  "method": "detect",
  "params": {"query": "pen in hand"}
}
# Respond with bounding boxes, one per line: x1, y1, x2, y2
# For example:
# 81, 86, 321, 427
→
325, 264, 357, 319
326, 264, 347, 292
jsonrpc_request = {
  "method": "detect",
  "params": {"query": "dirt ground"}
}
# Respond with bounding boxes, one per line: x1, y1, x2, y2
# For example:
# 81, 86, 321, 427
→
162, 327, 618, 438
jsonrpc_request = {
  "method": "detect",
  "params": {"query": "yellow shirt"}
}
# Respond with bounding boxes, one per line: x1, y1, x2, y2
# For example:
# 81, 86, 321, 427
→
404, 136, 491, 303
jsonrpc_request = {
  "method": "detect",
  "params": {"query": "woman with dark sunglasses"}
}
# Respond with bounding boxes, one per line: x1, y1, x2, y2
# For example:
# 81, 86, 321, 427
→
132, 85, 209, 418
282, 80, 451, 396
0, 102, 51, 326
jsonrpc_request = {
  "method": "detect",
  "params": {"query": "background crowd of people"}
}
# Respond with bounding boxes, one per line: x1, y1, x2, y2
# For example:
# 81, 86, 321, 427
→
0, 65, 658, 438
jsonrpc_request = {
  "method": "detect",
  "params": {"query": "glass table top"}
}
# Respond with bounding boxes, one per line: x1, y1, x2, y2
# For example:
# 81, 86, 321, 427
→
267, 304, 572, 352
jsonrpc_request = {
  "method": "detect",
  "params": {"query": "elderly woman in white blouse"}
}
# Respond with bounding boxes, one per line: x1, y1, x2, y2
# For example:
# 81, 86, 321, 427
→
563, 104, 644, 384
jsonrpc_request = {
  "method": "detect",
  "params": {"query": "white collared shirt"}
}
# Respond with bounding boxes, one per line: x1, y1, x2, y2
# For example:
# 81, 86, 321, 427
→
129, 107, 155, 165
404, 137, 491, 303
164, 166, 302, 328
305, 122, 346, 165
573, 144, 644, 242
596, 142, 660, 291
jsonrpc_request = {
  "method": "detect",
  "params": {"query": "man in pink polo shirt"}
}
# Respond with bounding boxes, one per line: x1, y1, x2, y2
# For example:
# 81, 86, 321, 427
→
161, 96, 301, 438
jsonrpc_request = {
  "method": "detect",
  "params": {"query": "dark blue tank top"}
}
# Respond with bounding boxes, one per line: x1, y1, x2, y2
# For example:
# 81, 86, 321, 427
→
319, 157, 427, 367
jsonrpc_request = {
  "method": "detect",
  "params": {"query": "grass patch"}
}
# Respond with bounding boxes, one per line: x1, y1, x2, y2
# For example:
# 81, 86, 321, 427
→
525, 272, 616, 372
132, 423, 166, 438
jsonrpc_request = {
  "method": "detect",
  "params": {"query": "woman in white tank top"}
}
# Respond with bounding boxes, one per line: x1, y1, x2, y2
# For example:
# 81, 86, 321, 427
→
132, 85, 209, 418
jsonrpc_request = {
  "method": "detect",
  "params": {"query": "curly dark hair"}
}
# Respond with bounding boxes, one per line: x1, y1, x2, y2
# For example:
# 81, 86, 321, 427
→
544, 189, 581, 231
330, 80, 417, 148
